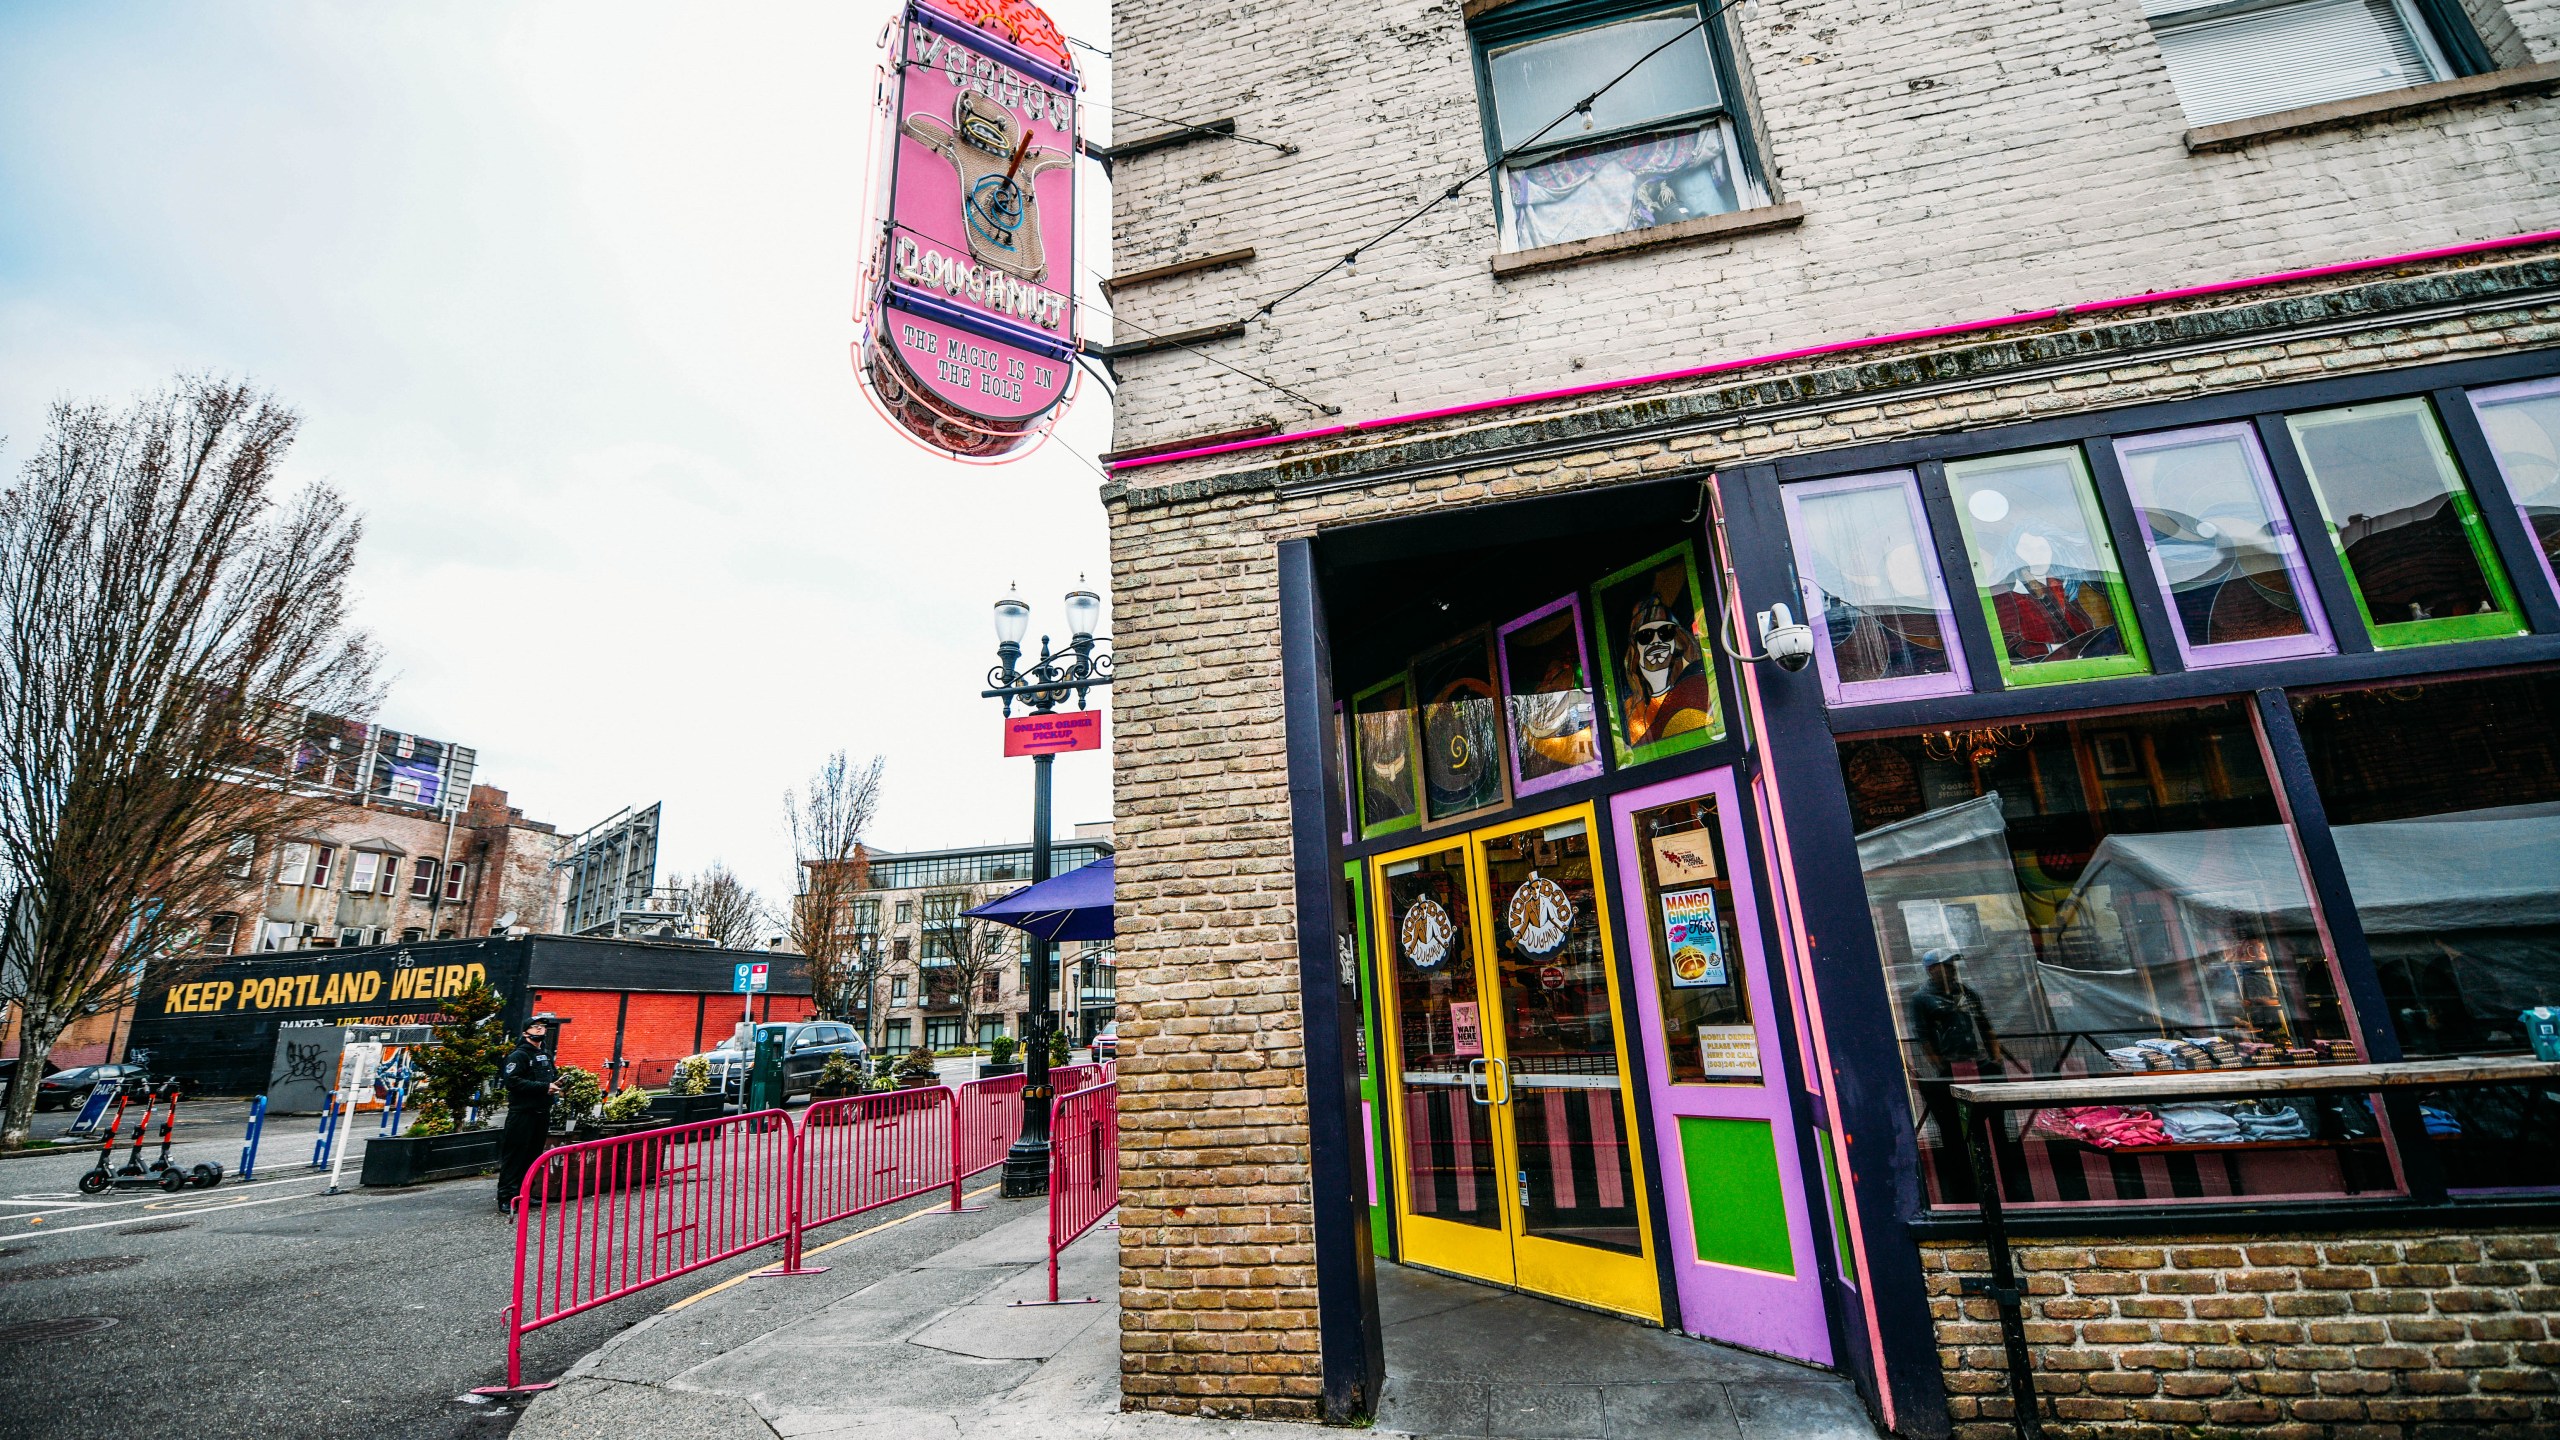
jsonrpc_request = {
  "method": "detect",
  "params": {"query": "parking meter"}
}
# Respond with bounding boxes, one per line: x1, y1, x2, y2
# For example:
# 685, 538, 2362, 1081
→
745, 1025, 786, 1112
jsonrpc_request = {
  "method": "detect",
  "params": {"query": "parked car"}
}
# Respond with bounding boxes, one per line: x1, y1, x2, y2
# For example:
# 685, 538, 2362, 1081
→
678, 1022, 866, 1103
34, 1063, 148, 1111
1092, 1022, 1117, 1061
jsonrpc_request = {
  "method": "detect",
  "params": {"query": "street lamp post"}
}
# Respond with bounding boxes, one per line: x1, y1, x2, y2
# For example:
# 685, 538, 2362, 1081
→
984, 579, 1111, 1198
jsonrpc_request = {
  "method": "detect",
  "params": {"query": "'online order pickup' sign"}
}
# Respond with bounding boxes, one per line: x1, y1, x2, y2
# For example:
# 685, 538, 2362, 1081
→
1004, 710, 1100, 756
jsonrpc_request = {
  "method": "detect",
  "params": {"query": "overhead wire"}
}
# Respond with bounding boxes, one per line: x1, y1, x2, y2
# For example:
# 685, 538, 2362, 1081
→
1083, 281, 1340, 415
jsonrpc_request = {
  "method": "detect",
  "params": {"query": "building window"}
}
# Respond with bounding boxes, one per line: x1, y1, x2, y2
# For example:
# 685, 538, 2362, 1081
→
2146, 0, 2457, 128
1471, 1, 1764, 252
893, 936, 911, 964
443, 861, 466, 902
225, 833, 256, 879
2467, 378, 2560, 603
983, 973, 1003, 1002
310, 844, 335, 890
884, 1018, 911, 1052
411, 857, 440, 899
894, 899, 914, 924
1836, 698, 2362, 1207
199, 913, 240, 957
852, 898, 881, 933
2286, 398, 2525, 648
336, 926, 364, 948
400, 927, 424, 944
257, 919, 298, 952
1945, 447, 2152, 687
922, 893, 962, 923
1781, 470, 1971, 704
924, 1017, 962, 1051
347, 851, 381, 895
2113, 422, 2335, 667
892, 976, 909, 1003
978, 1016, 1007, 1045
277, 842, 313, 887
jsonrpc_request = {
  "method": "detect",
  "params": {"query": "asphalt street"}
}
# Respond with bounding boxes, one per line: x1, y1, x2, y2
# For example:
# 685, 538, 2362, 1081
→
0, 1101, 1016, 1440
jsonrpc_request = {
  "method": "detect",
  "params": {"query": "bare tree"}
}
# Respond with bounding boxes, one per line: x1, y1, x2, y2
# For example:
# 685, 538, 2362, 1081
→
682, 861, 769, 951
784, 751, 884, 1024
0, 377, 378, 1147
919, 887, 1017, 1048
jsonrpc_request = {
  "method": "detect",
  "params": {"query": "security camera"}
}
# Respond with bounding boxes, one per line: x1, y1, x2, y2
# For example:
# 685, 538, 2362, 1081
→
1757, 603, 1816, 674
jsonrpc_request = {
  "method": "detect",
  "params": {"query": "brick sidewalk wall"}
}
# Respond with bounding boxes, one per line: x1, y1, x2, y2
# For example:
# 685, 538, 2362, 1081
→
1924, 1229, 2560, 1437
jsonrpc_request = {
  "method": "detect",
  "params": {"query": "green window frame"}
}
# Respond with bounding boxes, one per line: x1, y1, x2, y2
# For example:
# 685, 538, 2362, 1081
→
2285, 397, 2526, 649
1945, 447, 2152, 687
1466, 0, 1767, 253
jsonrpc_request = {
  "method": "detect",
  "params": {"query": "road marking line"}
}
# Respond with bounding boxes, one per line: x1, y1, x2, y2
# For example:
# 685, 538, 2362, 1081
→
10, 1173, 317, 1215
9, 1188, 334, 1236
659, 1185, 1002, 1315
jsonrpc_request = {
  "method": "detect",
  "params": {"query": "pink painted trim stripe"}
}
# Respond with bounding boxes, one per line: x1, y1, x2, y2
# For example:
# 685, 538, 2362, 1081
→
1106, 228, 2560, 474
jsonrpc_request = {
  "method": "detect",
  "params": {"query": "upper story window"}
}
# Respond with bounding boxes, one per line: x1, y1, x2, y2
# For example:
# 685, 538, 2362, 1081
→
411, 857, 440, 899
1471, 0, 1766, 252
442, 861, 467, 902
2144, 0, 2462, 127
347, 851, 382, 895
895, 899, 914, 925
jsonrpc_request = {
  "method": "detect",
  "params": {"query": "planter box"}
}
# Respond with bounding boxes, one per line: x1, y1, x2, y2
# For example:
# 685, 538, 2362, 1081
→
360, 1128, 503, 1187
978, 1061, 1024, 1079
648, 1093, 725, 1125
540, 1125, 668, 1201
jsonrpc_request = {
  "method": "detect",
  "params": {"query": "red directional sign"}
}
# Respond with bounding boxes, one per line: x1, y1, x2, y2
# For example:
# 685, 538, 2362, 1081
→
1004, 710, 1100, 756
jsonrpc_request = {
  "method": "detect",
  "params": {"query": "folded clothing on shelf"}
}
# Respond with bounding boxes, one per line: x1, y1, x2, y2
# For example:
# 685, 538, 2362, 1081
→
2156, 1103, 2247, 1143
2029, 1105, 2171, 1148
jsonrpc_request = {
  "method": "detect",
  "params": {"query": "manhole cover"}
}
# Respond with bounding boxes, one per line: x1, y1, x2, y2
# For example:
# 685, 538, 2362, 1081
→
0, 1315, 119, 1345
120, 1222, 192, 1236
0, 1255, 143, 1284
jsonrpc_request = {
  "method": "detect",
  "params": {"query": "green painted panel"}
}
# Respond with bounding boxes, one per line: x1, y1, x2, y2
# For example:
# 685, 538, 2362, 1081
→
1679, 1117, 1795, 1277
1348, 861, 1393, 1260
1817, 1128, 1856, 1286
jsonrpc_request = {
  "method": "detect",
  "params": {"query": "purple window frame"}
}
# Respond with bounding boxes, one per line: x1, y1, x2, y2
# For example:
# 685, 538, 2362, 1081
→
1778, 470, 1971, 706
2467, 377, 2560, 604
2112, 422, 2335, 668
1494, 593, 1607, 797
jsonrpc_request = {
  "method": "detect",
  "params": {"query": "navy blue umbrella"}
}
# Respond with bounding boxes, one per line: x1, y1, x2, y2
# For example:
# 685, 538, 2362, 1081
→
964, 855, 1115, 942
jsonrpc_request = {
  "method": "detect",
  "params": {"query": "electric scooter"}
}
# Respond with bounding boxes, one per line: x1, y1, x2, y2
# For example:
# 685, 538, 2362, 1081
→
75, 1080, 187, 1194
150, 1082, 223, 1190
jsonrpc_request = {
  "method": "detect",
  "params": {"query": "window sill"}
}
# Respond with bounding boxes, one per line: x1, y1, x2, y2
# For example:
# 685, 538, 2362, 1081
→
2183, 60, 2560, 154
1489, 201, 1805, 280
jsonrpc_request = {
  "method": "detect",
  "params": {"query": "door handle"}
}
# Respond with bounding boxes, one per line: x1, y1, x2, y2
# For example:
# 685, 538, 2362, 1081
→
1465, 1058, 1492, 1106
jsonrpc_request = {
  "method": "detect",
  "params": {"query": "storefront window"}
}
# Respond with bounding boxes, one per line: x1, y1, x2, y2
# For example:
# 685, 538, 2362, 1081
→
2467, 378, 2560, 602
2292, 670, 2560, 1191
2284, 398, 2526, 648
1780, 470, 1969, 704
2113, 422, 2334, 666
1945, 447, 2150, 686
1353, 674, 1422, 839
1382, 847, 1502, 1231
1837, 699, 2365, 1206
1628, 794, 1757, 1083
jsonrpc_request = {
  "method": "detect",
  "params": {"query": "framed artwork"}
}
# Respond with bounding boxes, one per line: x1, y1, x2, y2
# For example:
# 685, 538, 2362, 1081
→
1592, 542, 1726, 768
1495, 595, 1603, 797
1351, 673, 1421, 839
1412, 628, 1511, 826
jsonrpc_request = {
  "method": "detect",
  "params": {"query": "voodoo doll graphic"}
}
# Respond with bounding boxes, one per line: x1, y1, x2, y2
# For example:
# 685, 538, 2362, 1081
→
904, 91, 1071, 284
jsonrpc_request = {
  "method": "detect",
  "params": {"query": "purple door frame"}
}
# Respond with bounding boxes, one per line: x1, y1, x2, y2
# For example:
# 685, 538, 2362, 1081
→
1609, 765, 1833, 1365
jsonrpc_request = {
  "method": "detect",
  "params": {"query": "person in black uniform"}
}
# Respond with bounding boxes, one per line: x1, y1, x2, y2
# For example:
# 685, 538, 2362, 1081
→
496, 1014, 561, 1213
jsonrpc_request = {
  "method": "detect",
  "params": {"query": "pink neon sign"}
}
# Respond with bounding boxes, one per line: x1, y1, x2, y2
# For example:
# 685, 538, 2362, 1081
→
858, 0, 1080, 461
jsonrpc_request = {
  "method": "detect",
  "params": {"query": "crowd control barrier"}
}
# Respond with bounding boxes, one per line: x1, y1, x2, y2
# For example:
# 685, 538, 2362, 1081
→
481, 1072, 1120, 1394
1041, 1080, 1120, 1304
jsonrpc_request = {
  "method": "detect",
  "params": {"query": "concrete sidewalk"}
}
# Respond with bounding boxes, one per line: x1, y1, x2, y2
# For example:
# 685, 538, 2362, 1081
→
514, 1195, 1881, 1440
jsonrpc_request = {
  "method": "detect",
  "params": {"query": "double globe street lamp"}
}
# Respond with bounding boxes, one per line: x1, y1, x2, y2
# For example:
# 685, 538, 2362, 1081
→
985, 579, 1110, 1197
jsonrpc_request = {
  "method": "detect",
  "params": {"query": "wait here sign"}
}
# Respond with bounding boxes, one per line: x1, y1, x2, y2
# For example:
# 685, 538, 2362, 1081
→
1004, 710, 1101, 756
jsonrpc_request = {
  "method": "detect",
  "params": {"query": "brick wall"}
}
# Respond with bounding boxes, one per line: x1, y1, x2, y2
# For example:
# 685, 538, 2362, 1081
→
1923, 1231, 2560, 1437
1106, 0, 2560, 454
533, 990, 626, 1077
1103, 255, 2560, 1422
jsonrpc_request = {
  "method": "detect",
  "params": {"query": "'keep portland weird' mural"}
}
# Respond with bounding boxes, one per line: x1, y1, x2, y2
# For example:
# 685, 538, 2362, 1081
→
857, 0, 1081, 461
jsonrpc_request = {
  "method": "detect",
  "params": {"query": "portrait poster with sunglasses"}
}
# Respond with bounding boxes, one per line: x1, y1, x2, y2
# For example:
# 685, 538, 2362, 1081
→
1593, 542, 1725, 768
1351, 673, 1421, 839
1412, 628, 1511, 825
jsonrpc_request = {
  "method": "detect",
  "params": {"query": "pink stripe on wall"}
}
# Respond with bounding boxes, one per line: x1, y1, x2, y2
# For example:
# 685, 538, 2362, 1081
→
1405, 1092, 1436, 1214
1105, 228, 2560, 474
1544, 1092, 1577, 1211
1591, 1090, 1626, 1211
1453, 1097, 1480, 1215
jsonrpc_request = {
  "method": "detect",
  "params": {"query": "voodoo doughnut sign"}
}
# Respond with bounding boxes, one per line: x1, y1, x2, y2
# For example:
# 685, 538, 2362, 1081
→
857, 0, 1082, 461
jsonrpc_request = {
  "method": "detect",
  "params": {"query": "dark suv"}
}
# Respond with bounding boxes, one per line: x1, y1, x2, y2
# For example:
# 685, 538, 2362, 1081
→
681, 1022, 866, 1103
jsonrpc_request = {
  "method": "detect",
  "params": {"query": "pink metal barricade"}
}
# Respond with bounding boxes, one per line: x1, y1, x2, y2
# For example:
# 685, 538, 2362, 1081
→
1042, 1080, 1120, 1302
787, 1085, 956, 1270
955, 1072, 1026, 1179
484, 1111, 794, 1392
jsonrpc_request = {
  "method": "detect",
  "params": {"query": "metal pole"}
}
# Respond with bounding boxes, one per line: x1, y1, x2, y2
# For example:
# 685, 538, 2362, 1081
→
1001, 750, 1056, 1197
1959, 1097, 2044, 1440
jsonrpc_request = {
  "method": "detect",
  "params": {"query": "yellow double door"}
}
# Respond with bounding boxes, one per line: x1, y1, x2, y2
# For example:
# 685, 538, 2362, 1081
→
1373, 804, 1661, 1322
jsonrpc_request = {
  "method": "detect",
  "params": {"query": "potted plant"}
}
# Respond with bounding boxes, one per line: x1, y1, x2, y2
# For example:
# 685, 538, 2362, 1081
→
650, 1056, 724, 1124
361, 981, 509, 1187
1048, 1029, 1072, 1067
980, 1034, 1022, 1079
893, 1046, 940, 1090
552, 1065, 604, 1134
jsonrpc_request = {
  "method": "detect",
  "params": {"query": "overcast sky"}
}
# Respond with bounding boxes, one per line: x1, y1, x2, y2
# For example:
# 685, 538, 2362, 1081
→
0, 1, 1118, 906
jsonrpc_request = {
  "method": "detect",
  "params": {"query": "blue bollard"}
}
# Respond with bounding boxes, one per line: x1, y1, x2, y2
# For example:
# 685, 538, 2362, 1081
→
239, 1095, 269, 1180
310, 1097, 339, 1169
